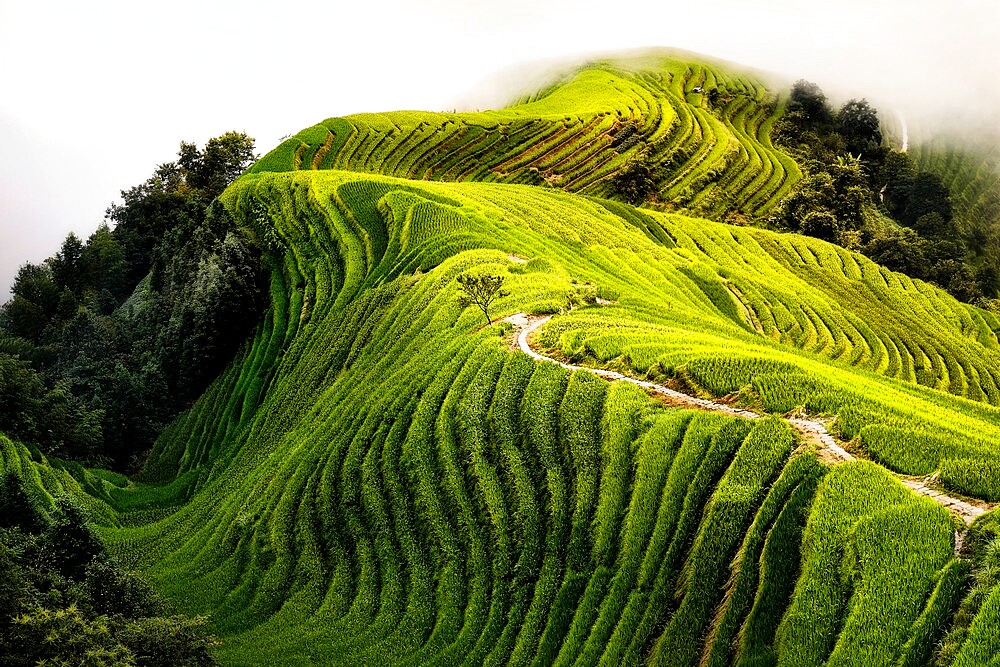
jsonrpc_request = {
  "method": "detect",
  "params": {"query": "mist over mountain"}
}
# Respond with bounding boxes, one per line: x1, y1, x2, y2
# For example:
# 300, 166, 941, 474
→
2, 0, 997, 297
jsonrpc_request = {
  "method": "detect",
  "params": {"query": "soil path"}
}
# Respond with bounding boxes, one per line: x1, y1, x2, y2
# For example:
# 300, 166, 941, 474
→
513, 314, 988, 526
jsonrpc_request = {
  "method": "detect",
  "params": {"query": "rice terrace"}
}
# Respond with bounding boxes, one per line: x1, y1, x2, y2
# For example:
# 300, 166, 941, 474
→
4, 45, 1000, 666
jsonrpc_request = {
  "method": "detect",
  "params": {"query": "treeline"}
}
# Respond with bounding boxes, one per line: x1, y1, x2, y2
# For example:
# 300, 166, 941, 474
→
770, 81, 998, 304
0, 473, 216, 665
0, 132, 267, 469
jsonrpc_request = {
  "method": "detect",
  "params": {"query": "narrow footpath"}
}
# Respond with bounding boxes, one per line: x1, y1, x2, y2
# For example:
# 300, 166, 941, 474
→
513, 314, 988, 526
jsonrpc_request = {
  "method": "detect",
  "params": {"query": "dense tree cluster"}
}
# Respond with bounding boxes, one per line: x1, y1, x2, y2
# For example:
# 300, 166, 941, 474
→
770, 155, 873, 245
773, 81, 997, 304
610, 161, 659, 206
0, 133, 266, 468
0, 473, 217, 665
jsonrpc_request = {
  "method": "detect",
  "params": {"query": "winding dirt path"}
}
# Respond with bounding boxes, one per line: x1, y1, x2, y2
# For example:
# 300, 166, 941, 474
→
513, 314, 988, 526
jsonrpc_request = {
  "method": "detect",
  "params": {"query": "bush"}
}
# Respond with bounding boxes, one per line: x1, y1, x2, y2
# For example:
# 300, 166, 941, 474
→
0, 473, 218, 666
42, 495, 104, 579
84, 559, 161, 619
8, 604, 134, 667
119, 616, 218, 667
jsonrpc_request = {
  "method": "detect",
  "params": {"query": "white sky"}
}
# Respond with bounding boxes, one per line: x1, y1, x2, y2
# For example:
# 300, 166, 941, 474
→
2, 0, 998, 297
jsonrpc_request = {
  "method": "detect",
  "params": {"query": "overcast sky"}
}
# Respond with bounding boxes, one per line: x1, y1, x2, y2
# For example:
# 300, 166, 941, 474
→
2, 0, 998, 298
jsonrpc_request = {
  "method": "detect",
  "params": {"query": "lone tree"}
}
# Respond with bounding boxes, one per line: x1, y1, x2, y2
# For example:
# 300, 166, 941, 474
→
457, 273, 509, 325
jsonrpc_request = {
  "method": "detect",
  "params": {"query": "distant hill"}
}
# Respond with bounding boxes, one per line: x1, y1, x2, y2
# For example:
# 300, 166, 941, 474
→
912, 133, 1000, 260
254, 52, 801, 222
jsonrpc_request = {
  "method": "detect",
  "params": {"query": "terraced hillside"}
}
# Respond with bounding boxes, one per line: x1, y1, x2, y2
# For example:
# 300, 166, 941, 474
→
1, 166, 997, 664
4, 52, 1000, 665
253, 51, 801, 220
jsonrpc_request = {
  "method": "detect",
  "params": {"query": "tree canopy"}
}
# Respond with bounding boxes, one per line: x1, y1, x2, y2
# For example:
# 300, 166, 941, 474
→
836, 99, 882, 157
788, 79, 832, 127
773, 80, 997, 305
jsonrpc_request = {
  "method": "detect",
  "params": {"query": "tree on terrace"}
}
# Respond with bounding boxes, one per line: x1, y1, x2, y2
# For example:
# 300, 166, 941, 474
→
457, 273, 509, 325
178, 131, 257, 198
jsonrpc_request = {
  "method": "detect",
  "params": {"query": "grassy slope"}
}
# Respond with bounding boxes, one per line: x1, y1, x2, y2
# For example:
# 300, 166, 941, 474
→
3, 52, 999, 664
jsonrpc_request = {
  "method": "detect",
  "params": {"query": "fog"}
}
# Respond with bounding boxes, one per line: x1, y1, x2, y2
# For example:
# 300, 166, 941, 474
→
1, 0, 997, 297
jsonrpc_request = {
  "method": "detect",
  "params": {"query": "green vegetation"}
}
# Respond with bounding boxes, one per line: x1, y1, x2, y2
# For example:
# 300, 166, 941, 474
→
73, 164, 1000, 661
941, 458, 1000, 502
0, 133, 264, 467
771, 80, 997, 304
2, 49, 1000, 664
0, 471, 216, 666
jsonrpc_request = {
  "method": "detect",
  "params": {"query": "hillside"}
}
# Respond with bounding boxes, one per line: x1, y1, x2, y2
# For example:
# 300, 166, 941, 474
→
255, 51, 801, 222
4, 51, 1000, 665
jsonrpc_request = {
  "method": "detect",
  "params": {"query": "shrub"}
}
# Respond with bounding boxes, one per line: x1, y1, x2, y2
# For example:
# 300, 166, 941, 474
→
119, 616, 218, 667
